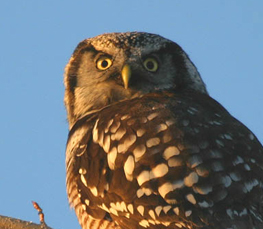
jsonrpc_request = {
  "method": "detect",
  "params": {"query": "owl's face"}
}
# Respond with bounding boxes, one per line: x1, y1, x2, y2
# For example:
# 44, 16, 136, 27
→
64, 32, 207, 127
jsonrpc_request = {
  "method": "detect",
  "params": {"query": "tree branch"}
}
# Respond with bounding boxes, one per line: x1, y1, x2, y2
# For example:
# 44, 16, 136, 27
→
0, 201, 54, 229
0, 215, 54, 229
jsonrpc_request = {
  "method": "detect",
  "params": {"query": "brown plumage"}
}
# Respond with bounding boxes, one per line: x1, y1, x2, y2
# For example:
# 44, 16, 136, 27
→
64, 32, 263, 229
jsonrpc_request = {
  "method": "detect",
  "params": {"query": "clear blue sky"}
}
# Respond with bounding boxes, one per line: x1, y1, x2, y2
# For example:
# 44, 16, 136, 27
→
1, 1, 262, 229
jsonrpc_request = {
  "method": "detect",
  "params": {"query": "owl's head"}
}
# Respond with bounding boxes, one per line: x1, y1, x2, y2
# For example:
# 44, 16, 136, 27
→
64, 32, 207, 128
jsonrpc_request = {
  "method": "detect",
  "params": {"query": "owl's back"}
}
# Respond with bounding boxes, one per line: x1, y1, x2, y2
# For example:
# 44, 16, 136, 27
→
66, 90, 263, 229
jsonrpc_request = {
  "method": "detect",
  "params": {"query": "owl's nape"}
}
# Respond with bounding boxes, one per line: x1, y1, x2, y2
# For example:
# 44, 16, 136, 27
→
65, 32, 263, 229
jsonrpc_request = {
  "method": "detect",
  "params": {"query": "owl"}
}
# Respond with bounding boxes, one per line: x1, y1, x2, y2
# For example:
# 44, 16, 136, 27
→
64, 32, 263, 229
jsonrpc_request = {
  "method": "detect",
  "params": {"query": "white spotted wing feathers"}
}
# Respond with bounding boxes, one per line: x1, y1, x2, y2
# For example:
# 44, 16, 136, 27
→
66, 92, 263, 229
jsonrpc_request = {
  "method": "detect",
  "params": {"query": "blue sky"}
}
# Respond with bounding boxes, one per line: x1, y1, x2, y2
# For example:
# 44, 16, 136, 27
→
1, 1, 262, 229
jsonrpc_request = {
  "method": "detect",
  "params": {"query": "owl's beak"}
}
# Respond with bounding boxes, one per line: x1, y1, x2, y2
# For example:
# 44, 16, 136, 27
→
121, 64, 131, 89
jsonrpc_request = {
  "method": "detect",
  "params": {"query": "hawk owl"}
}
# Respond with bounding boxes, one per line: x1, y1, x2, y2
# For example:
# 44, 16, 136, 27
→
64, 32, 263, 229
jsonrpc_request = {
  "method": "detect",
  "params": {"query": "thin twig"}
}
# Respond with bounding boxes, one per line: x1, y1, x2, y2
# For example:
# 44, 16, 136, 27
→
0, 201, 54, 229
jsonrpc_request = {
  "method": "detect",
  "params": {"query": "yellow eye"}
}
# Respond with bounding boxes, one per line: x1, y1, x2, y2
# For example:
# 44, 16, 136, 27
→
143, 57, 158, 72
96, 57, 112, 70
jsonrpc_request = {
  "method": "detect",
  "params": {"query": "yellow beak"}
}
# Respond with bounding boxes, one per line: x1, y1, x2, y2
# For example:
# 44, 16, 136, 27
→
121, 64, 131, 89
